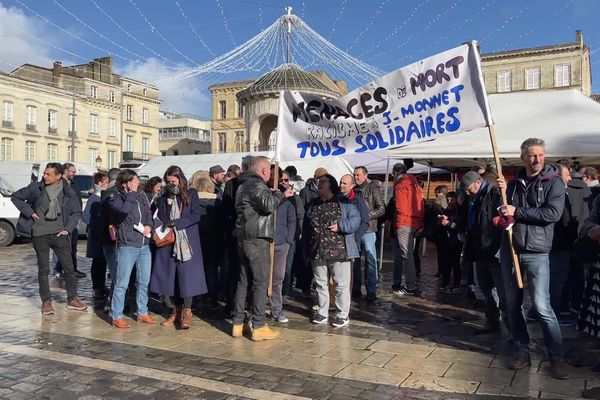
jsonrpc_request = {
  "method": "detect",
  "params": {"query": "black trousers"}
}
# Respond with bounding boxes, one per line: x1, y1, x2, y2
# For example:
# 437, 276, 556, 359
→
233, 238, 270, 328
54, 227, 78, 273
33, 234, 78, 301
438, 241, 462, 287
91, 256, 107, 290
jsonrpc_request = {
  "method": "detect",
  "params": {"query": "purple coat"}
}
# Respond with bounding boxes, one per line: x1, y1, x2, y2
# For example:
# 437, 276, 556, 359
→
150, 188, 208, 297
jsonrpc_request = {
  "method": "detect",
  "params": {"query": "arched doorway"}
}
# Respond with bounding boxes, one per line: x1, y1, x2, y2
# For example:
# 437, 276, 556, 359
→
258, 114, 277, 151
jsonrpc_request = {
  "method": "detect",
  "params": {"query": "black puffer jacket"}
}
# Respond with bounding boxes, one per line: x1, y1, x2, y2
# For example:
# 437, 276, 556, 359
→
507, 163, 565, 253
235, 172, 285, 241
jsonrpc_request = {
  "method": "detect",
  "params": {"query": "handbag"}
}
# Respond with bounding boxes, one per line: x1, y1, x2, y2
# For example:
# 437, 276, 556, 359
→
153, 226, 175, 248
108, 224, 117, 242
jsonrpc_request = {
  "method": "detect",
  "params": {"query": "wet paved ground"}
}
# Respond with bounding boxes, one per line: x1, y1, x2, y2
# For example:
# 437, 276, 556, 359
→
0, 239, 598, 399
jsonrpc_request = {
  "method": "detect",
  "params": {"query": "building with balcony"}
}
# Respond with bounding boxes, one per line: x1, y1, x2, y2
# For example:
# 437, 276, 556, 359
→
158, 111, 211, 156
0, 57, 160, 169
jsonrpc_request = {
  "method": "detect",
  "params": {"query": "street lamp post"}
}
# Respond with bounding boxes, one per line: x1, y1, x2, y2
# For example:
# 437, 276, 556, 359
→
95, 155, 102, 170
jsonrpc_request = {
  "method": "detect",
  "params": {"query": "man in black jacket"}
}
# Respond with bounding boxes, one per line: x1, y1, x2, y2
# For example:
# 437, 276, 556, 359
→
498, 138, 568, 379
546, 166, 591, 323
232, 156, 286, 341
460, 171, 505, 334
54, 162, 86, 278
222, 156, 253, 317
11, 163, 87, 314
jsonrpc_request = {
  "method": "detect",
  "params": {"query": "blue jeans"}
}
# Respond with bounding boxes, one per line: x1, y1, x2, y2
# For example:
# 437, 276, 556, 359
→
392, 234, 403, 286
500, 247, 563, 361
353, 232, 378, 294
112, 245, 151, 320
282, 240, 296, 296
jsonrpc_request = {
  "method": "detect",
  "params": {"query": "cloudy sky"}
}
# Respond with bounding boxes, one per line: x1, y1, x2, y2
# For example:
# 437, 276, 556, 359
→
0, 0, 598, 118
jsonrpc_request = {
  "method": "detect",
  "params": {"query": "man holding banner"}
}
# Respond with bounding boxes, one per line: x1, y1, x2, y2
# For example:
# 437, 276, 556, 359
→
497, 138, 568, 379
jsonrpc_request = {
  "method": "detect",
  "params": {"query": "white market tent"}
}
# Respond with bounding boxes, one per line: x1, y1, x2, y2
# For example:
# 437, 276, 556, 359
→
386, 89, 600, 169
342, 152, 448, 175
138, 151, 355, 181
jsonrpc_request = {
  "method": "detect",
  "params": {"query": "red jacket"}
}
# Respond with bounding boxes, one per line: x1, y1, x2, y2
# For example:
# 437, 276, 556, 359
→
394, 174, 424, 230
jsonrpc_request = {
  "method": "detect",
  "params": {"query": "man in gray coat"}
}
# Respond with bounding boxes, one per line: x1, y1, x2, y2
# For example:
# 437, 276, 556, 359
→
12, 163, 87, 314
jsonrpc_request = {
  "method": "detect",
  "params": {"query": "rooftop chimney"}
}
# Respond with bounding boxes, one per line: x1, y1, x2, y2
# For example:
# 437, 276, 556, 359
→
53, 61, 62, 87
576, 30, 583, 48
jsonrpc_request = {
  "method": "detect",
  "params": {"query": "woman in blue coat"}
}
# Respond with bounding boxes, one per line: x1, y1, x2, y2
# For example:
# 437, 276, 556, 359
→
151, 165, 207, 329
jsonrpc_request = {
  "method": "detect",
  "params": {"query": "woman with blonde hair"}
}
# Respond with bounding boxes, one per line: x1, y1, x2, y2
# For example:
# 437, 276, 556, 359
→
192, 175, 225, 311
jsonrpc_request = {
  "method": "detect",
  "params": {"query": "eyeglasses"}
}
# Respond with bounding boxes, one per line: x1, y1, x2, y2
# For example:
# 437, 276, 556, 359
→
281, 178, 289, 182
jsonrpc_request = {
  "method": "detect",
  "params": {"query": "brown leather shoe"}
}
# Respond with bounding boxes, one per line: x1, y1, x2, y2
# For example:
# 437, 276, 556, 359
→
180, 308, 192, 330
41, 300, 55, 315
161, 307, 180, 326
137, 314, 157, 324
508, 353, 531, 370
66, 298, 88, 311
551, 361, 569, 379
112, 318, 131, 329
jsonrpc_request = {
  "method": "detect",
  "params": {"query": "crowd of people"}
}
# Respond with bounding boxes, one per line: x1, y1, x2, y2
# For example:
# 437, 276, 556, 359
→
9, 138, 600, 380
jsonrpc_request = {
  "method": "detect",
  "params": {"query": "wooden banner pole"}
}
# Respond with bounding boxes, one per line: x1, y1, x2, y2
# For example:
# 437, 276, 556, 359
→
268, 162, 280, 297
488, 124, 523, 289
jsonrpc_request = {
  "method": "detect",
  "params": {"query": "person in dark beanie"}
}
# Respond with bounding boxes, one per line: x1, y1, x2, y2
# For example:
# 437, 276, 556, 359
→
12, 163, 87, 314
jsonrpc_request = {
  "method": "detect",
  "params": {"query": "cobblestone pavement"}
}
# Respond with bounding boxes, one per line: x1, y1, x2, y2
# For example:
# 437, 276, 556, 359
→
0, 239, 597, 399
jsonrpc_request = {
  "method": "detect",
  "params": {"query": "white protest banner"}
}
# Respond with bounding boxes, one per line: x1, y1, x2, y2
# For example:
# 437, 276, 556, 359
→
275, 42, 491, 162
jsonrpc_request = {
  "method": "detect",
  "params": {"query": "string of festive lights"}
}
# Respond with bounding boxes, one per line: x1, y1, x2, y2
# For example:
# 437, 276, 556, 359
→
128, 0, 197, 64
257, 2, 264, 31
156, 12, 382, 89
88, 0, 179, 67
479, 5, 529, 46
215, 0, 238, 46
51, 0, 148, 62
328, 0, 348, 40
174, 1, 216, 57
346, 0, 391, 52
377, 0, 497, 68
359, 0, 431, 58
14, 0, 153, 67
366, 0, 463, 62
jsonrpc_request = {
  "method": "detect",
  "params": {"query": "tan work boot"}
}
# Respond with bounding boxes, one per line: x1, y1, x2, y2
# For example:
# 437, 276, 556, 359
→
251, 325, 279, 341
231, 322, 252, 338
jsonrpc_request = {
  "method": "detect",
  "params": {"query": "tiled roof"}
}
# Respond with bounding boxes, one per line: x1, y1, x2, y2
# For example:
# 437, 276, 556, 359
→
237, 63, 341, 99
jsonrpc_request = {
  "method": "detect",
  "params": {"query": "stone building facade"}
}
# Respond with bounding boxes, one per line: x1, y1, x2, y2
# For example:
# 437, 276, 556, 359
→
208, 80, 253, 154
0, 57, 159, 169
481, 31, 591, 95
